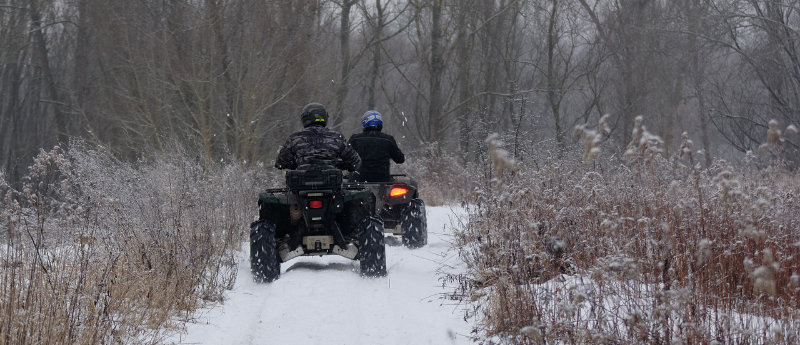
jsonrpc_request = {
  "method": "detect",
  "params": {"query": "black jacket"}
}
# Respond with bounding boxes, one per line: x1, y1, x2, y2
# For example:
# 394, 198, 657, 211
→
275, 125, 361, 172
348, 128, 404, 182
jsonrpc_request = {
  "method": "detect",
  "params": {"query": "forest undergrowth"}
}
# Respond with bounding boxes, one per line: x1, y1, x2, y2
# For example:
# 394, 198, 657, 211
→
2, 118, 798, 344
0, 137, 475, 344
0, 141, 272, 344
451, 118, 800, 344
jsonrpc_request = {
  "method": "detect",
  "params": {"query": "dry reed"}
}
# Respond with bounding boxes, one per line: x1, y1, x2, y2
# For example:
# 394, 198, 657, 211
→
453, 123, 800, 344
0, 141, 270, 344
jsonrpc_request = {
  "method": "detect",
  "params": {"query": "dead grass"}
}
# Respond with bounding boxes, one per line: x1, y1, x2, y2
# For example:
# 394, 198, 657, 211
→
0, 142, 270, 344
452, 130, 800, 344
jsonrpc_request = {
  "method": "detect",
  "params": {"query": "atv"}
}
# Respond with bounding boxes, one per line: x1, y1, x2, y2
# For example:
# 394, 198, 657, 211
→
346, 174, 427, 249
250, 169, 386, 283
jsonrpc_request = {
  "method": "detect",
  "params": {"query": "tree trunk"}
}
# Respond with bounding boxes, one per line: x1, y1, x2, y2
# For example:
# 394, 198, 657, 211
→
333, 0, 354, 129
73, 0, 91, 134
367, 0, 385, 110
547, 0, 566, 155
0, 62, 21, 181
428, 0, 444, 143
456, 1, 473, 158
206, 0, 237, 156
29, 0, 64, 143
688, 0, 712, 166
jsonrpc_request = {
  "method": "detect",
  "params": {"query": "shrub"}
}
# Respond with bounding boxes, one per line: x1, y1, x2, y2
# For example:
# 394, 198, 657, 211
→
0, 142, 270, 344
453, 126, 800, 344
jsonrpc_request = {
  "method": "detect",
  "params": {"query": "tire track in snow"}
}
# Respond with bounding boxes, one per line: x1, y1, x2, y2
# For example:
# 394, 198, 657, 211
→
168, 206, 472, 345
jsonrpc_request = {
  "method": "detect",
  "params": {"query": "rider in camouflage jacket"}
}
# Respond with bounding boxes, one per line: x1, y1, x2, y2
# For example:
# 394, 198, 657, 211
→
274, 103, 361, 172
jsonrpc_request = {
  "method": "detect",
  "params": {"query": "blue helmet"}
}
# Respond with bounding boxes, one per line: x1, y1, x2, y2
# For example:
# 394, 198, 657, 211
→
361, 110, 383, 128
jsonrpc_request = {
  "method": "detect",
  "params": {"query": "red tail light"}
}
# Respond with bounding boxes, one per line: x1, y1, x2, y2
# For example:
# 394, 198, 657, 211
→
389, 187, 408, 197
309, 200, 323, 209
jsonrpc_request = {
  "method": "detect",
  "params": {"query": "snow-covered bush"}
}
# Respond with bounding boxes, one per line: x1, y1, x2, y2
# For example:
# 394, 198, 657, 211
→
0, 141, 271, 344
453, 119, 800, 344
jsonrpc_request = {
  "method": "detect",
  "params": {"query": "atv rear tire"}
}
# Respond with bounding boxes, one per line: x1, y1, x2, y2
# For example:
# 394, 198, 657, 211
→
250, 220, 280, 283
401, 199, 427, 249
357, 216, 387, 277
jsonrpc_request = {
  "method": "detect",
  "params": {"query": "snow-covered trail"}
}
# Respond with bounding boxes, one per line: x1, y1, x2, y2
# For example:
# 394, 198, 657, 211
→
168, 206, 473, 345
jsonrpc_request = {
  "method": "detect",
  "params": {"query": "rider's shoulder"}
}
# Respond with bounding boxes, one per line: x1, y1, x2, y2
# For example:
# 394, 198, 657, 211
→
349, 131, 367, 140
378, 131, 396, 141
311, 127, 346, 141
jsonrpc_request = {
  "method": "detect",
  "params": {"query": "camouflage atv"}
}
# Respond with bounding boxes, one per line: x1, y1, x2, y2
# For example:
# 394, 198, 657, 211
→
250, 169, 386, 283
347, 174, 427, 249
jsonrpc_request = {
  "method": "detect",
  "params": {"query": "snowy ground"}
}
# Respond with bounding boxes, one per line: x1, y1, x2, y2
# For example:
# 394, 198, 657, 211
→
167, 206, 473, 345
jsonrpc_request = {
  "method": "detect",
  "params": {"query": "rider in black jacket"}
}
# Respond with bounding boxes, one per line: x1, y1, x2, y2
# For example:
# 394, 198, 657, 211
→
348, 110, 404, 182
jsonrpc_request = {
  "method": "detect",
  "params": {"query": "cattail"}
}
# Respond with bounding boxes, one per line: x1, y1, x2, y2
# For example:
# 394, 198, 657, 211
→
598, 114, 611, 135
789, 274, 799, 291
739, 225, 766, 243
628, 116, 645, 150
624, 116, 664, 161
574, 115, 609, 163
713, 170, 740, 203
520, 324, 545, 343
600, 218, 618, 232
767, 119, 782, 146
679, 132, 693, 161
743, 257, 755, 273
486, 133, 517, 182
697, 238, 712, 265
574, 125, 602, 163
753, 248, 778, 296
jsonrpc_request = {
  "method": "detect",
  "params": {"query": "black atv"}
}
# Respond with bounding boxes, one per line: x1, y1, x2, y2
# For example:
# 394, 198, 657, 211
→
250, 169, 386, 283
346, 174, 427, 249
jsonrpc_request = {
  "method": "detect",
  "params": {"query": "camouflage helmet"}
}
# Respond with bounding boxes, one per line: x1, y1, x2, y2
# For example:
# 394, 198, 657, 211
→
301, 102, 328, 127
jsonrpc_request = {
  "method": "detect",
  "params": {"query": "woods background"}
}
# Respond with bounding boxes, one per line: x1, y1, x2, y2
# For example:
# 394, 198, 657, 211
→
3, 0, 800, 182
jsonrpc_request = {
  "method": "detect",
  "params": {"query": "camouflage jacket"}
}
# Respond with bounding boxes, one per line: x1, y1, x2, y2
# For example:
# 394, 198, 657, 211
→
274, 125, 361, 172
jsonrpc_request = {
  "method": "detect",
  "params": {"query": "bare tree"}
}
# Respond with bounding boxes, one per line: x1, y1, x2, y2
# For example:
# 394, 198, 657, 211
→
1, 0, 66, 181
683, 0, 715, 166
366, 0, 386, 109
0, 2, 29, 181
454, 0, 477, 157
5, 0, 800, 185
577, 0, 656, 147
708, 0, 800, 158
332, 0, 357, 129
359, 0, 416, 109
544, 0, 569, 153
428, 0, 444, 143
